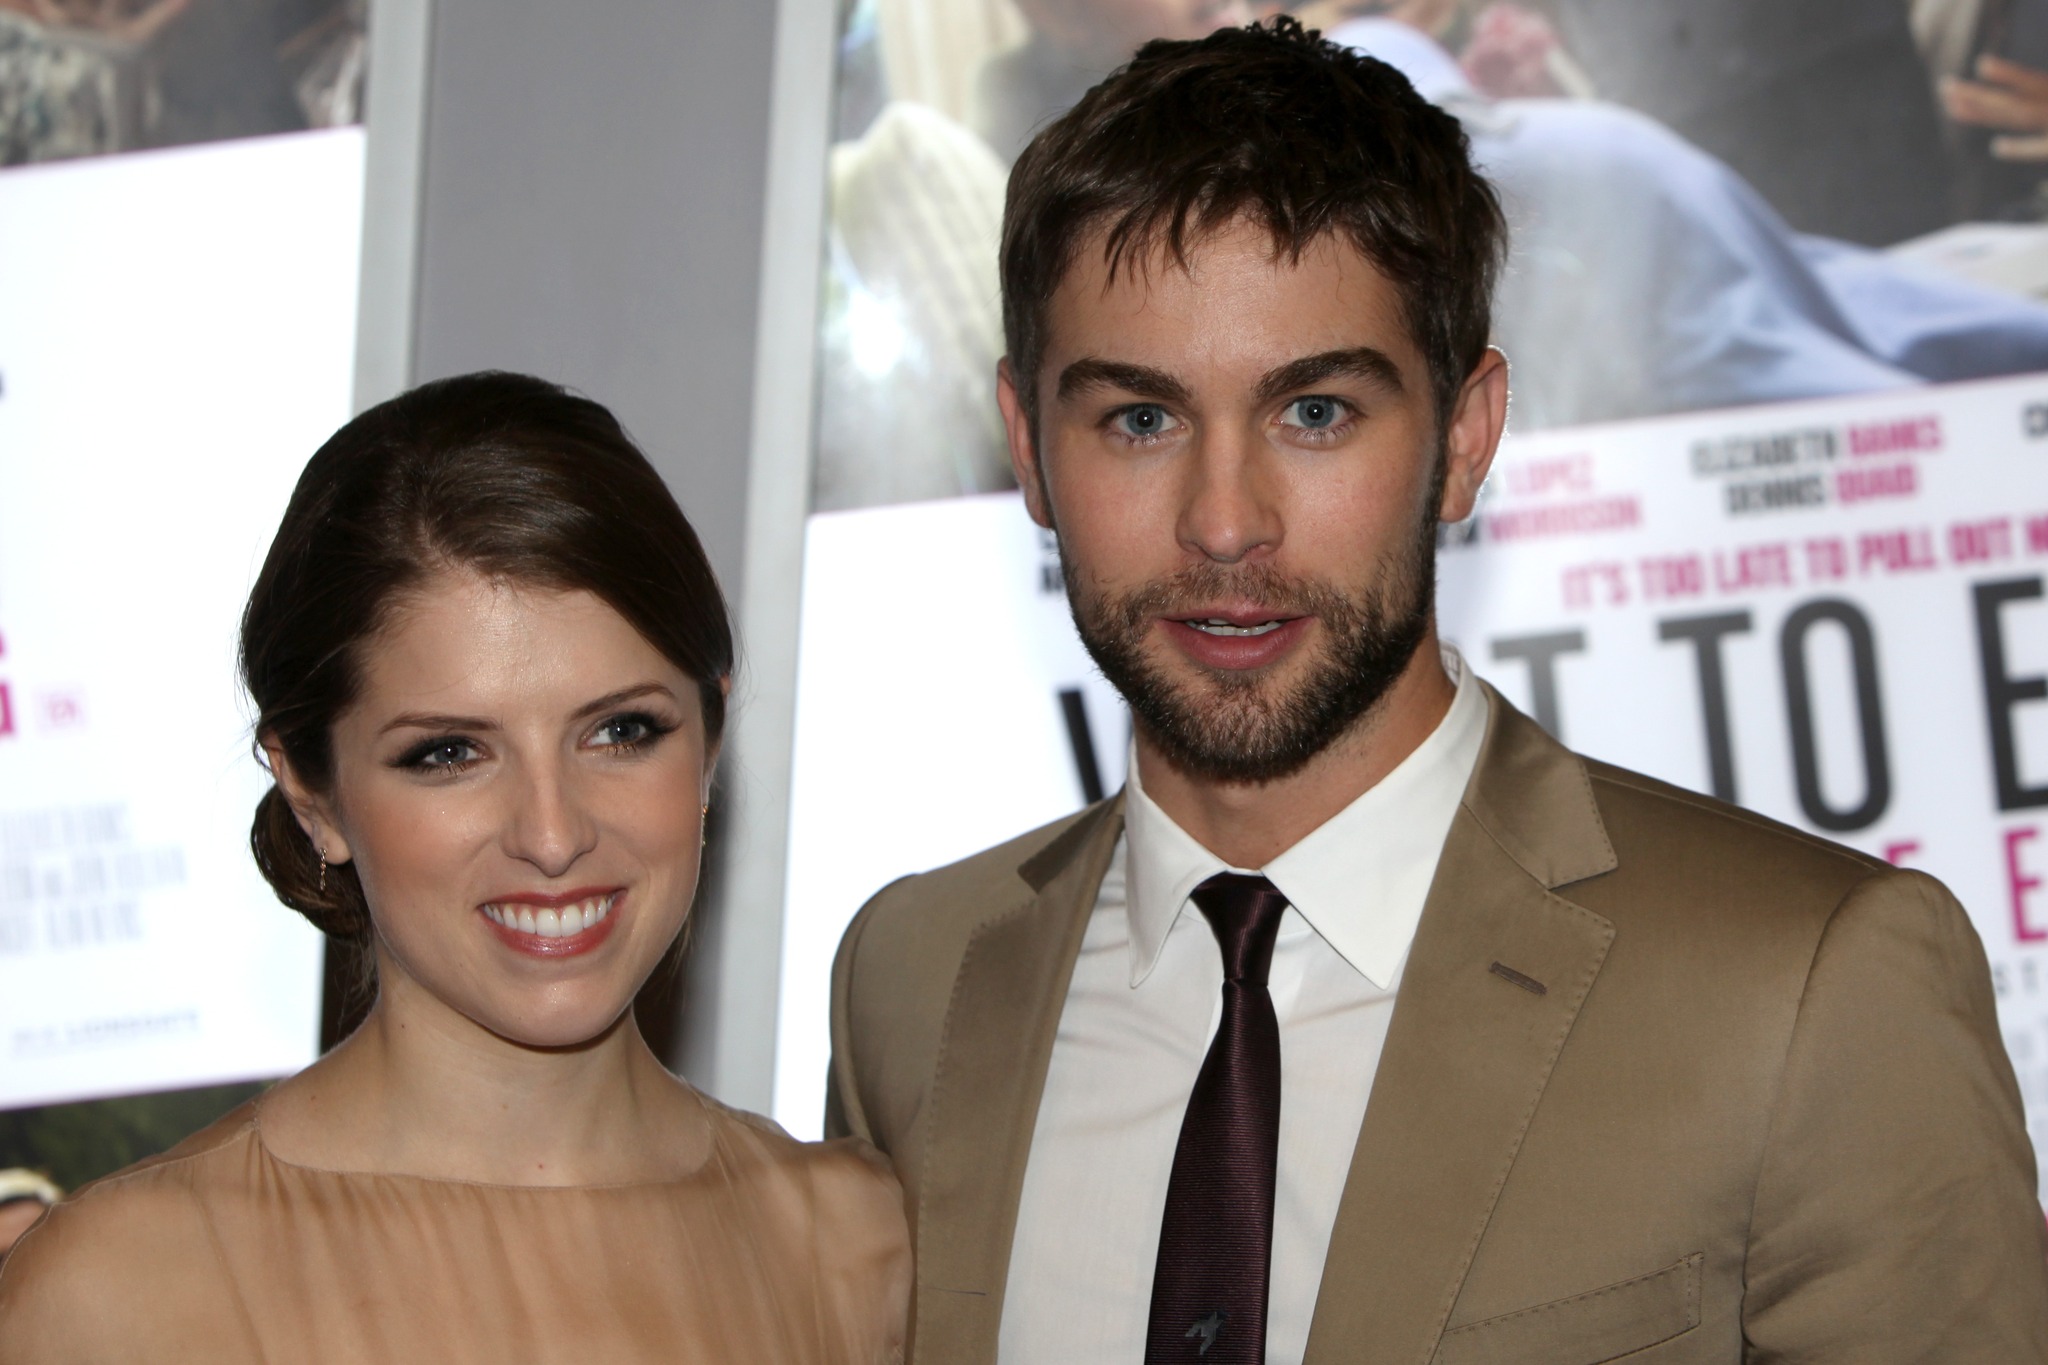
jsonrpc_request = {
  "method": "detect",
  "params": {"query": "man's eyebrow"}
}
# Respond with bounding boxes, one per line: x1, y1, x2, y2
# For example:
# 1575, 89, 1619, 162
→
1252, 347, 1406, 405
377, 683, 677, 736
1056, 357, 1195, 408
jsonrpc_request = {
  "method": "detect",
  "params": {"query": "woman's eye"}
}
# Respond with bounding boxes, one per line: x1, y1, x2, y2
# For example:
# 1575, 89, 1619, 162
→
594, 716, 652, 748
589, 712, 674, 751
1280, 396, 1350, 431
1111, 404, 1179, 440
399, 738, 480, 770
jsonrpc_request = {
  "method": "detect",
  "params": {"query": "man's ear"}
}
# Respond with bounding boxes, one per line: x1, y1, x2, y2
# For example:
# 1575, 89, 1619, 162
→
997, 357, 1055, 530
1438, 346, 1510, 524
260, 736, 352, 865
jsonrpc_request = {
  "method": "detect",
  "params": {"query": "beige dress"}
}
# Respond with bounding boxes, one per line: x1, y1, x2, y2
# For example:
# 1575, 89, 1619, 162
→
0, 1092, 909, 1364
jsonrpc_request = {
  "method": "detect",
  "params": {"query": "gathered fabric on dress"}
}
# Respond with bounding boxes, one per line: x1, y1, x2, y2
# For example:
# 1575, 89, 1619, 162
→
0, 1091, 909, 1365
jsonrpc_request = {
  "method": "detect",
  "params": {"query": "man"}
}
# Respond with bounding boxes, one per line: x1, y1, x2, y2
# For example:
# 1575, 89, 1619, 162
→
827, 20, 2048, 1364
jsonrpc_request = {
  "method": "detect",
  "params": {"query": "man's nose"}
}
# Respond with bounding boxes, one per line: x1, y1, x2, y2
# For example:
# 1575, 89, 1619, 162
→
502, 760, 598, 878
1177, 425, 1281, 565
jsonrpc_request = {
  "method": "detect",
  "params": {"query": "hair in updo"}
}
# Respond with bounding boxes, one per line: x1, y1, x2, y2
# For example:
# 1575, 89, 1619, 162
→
242, 371, 734, 942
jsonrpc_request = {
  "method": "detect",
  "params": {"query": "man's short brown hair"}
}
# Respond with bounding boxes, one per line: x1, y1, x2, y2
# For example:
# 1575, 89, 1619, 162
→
1000, 17, 1506, 431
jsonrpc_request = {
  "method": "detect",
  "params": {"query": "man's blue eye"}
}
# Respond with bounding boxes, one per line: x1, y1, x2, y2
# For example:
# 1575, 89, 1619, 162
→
1116, 405, 1171, 436
1286, 397, 1345, 429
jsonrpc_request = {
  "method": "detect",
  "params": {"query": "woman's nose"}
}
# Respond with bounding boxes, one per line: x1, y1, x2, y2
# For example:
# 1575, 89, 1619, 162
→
503, 762, 598, 878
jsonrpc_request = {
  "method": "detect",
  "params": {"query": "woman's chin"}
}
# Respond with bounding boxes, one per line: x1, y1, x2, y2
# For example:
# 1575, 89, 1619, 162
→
479, 999, 639, 1053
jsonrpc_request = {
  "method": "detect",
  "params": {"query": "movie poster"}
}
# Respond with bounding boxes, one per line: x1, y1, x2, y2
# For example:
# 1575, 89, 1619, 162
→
0, 0, 367, 1142
1, 0, 365, 170
777, 0, 2048, 1199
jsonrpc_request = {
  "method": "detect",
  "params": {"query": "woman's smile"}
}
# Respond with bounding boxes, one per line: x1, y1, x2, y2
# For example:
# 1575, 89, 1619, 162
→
480, 888, 625, 957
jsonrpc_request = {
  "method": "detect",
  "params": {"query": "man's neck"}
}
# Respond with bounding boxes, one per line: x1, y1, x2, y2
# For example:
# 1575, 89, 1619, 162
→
1133, 629, 1458, 869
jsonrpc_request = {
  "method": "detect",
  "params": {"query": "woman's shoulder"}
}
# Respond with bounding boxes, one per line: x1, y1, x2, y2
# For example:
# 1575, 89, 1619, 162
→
700, 1092, 896, 1187
696, 1091, 904, 1234
690, 1093, 908, 1359
0, 1102, 262, 1360
101, 1098, 262, 1181
10, 1099, 258, 1249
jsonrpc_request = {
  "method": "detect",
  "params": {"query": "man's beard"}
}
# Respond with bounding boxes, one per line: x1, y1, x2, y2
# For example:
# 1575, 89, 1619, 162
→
1062, 488, 1440, 786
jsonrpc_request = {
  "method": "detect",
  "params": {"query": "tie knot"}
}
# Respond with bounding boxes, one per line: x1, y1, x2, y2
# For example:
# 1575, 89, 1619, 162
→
1188, 872, 1289, 986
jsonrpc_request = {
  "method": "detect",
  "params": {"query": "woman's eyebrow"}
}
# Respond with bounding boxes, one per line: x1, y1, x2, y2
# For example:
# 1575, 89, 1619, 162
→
376, 684, 676, 736
379, 711, 494, 736
568, 682, 677, 721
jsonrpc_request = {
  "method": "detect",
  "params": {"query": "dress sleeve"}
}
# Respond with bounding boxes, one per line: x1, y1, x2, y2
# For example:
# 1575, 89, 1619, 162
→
0, 1199, 142, 1364
0, 1169, 261, 1364
806, 1138, 912, 1365
0, 1205, 50, 1352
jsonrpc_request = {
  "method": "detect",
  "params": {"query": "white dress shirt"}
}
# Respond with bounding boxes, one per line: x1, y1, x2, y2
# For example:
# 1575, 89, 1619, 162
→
997, 650, 1489, 1364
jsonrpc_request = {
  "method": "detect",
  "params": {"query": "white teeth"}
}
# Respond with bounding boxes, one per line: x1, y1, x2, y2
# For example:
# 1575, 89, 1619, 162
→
1191, 618, 1284, 637
484, 895, 616, 937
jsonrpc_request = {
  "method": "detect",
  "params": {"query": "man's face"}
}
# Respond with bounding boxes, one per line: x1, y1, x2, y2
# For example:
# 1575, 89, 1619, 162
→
997, 217, 1503, 783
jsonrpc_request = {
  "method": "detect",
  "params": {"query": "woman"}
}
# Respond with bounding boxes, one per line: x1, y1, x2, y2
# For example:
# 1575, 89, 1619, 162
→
0, 373, 909, 1362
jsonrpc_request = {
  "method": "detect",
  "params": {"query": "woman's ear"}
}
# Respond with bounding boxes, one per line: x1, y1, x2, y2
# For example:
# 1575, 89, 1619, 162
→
260, 736, 353, 865
702, 676, 732, 804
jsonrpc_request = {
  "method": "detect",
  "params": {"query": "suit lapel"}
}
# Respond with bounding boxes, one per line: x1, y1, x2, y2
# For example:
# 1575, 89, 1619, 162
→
1303, 689, 1619, 1365
912, 797, 1124, 1362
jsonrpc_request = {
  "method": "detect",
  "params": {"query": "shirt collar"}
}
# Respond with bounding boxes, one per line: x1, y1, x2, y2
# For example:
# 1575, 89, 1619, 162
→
1122, 647, 1488, 989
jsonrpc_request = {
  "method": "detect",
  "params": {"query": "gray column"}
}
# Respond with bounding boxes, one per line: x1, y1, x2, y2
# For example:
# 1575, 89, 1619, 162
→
354, 0, 829, 1110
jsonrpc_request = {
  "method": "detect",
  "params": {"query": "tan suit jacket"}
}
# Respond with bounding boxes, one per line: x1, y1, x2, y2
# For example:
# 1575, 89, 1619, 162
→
827, 685, 2048, 1363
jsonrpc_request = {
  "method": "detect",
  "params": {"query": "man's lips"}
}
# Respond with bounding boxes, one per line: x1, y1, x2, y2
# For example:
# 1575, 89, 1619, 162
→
478, 888, 623, 958
1170, 609, 1306, 637
1162, 610, 1311, 670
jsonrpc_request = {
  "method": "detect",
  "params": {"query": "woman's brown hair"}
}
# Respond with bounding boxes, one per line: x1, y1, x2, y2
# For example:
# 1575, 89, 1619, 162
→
242, 371, 734, 942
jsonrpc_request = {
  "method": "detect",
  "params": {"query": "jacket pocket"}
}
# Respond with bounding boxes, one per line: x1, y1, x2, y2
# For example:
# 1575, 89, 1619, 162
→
1430, 1253, 1703, 1365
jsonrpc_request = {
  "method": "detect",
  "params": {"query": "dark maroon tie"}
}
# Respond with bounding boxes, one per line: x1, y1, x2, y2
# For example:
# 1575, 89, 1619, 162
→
1144, 872, 1289, 1365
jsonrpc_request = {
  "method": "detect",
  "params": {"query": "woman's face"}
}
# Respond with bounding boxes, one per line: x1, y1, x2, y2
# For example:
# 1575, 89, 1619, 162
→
281, 569, 716, 1050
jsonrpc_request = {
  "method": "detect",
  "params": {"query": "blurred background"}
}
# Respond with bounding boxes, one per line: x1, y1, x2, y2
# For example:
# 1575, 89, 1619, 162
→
4, 0, 2048, 1253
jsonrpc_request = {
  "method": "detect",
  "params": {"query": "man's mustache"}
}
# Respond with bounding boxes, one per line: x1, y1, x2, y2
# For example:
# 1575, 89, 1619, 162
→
1099, 564, 1353, 629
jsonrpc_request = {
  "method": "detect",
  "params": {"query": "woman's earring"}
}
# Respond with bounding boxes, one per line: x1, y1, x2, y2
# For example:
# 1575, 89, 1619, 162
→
317, 845, 328, 894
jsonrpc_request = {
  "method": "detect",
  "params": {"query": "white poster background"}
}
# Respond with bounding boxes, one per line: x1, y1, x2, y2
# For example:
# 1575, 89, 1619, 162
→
0, 129, 363, 1109
778, 374, 2048, 1199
